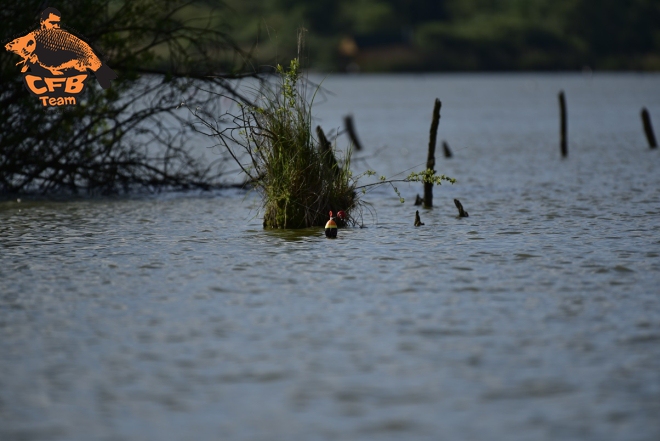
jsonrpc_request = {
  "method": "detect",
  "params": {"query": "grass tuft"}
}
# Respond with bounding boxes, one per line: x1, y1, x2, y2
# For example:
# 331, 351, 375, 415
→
257, 59, 356, 228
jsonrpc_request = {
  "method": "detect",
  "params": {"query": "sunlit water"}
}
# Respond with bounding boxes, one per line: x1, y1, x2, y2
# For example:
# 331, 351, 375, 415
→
1, 73, 660, 441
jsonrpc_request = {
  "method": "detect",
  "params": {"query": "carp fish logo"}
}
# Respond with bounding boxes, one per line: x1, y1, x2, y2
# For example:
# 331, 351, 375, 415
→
4, 7, 116, 107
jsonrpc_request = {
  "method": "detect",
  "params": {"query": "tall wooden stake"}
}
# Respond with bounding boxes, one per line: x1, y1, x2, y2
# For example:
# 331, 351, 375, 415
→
343, 115, 363, 151
424, 99, 441, 208
559, 90, 567, 157
641, 108, 657, 149
317, 126, 339, 174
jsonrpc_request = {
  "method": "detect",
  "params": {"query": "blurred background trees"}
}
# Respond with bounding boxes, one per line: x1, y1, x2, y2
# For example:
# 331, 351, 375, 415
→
220, 0, 660, 71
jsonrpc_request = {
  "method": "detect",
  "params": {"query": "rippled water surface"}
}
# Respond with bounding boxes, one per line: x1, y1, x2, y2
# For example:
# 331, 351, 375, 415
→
1, 74, 660, 440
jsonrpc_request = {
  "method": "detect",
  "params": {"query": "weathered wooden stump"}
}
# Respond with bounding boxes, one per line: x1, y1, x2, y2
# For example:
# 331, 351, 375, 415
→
343, 115, 363, 151
316, 125, 331, 151
414, 210, 424, 226
443, 141, 452, 158
641, 108, 657, 149
559, 90, 567, 158
424, 99, 441, 208
317, 126, 339, 174
454, 198, 469, 217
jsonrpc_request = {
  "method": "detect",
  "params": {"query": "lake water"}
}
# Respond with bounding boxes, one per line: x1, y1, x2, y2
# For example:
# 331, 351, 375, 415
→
1, 73, 660, 441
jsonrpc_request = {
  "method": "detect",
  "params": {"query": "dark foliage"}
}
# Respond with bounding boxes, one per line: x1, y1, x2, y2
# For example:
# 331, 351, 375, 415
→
0, 0, 257, 196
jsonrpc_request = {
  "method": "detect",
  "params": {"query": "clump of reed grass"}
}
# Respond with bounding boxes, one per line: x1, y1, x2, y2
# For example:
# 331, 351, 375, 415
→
254, 59, 356, 227
191, 56, 357, 228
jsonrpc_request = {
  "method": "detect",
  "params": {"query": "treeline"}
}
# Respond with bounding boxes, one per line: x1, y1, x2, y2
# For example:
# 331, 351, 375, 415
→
209, 0, 660, 71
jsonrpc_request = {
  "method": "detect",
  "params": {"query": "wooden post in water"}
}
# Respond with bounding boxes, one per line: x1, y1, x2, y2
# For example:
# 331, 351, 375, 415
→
317, 126, 339, 174
442, 140, 452, 158
316, 125, 331, 152
454, 198, 469, 217
424, 99, 441, 208
641, 108, 657, 149
414, 210, 424, 226
343, 115, 363, 151
559, 90, 568, 157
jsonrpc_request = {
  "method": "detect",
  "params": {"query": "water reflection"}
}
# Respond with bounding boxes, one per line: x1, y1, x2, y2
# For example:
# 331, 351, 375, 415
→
261, 227, 321, 242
